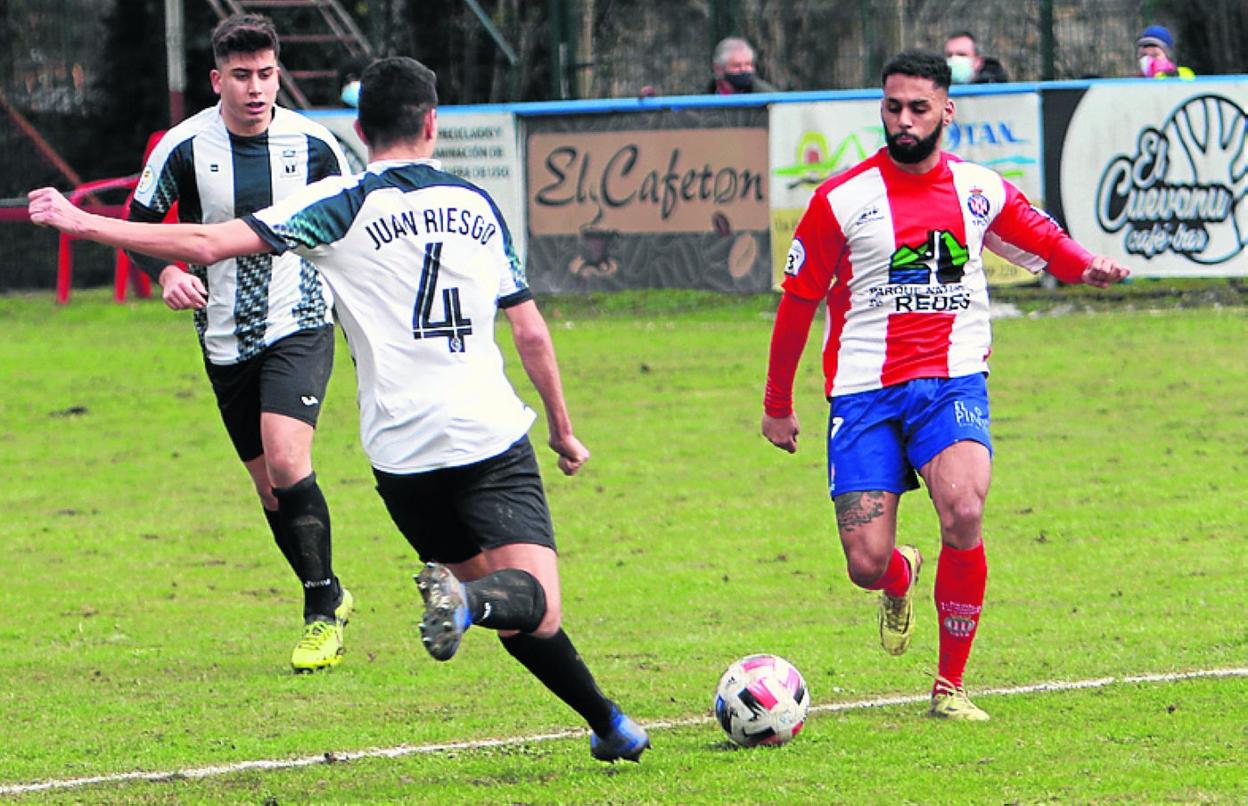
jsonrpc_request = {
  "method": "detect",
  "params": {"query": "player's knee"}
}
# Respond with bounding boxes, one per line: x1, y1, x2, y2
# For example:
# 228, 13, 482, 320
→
522, 572, 558, 636
845, 549, 890, 588
532, 596, 562, 638
266, 451, 311, 488
939, 496, 985, 535
477, 567, 553, 635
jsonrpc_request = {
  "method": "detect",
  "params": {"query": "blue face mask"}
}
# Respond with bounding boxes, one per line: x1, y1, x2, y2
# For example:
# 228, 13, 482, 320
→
340, 81, 360, 108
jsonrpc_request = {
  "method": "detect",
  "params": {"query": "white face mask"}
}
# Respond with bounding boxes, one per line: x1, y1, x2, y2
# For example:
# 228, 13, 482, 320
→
340, 80, 360, 107
1138, 56, 1155, 76
947, 55, 975, 84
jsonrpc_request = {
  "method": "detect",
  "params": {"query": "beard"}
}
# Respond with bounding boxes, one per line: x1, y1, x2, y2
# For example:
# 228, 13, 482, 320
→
885, 121, 943, 165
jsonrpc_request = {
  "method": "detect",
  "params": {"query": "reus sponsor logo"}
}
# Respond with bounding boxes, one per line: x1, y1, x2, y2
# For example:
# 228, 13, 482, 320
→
869, 230, 973, 311
889, 230, 968, 285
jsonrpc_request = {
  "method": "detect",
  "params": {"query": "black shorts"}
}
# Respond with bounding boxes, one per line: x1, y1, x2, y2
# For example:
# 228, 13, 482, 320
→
373, 436, 557, 565
204, 326, 335, 461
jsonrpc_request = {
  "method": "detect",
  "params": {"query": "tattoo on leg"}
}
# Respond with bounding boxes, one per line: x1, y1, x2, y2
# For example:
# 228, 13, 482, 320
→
835, 491, 887, 533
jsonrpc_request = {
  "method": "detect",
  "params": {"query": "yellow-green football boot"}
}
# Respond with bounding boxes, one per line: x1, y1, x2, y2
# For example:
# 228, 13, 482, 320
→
879, 544, 922, 656
928, 675, 990, 721
290, 587, 354, 672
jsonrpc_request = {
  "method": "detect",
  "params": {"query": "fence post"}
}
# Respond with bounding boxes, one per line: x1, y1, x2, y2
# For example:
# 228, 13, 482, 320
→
710, 0, 737, 49
1040, 0, 1056, 80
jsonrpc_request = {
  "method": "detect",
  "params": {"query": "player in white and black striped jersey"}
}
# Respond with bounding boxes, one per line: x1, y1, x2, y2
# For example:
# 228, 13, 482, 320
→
30, 56, 651, 765
125, 14, 354, 672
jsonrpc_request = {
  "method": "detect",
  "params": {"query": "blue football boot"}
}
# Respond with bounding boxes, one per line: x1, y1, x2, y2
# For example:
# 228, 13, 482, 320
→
590, 706, 651, 763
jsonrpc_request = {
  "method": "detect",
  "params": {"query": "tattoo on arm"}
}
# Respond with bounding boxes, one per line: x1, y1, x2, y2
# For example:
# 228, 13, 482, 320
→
835, 491, 887, 533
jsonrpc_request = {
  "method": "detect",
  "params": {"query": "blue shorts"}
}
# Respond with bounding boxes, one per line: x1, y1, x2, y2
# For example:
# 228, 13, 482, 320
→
826, 374, 992, 498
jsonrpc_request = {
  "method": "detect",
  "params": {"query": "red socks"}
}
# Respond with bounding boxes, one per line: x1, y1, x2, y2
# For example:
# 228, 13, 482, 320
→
934, 541, 987, 689
862, 547, 912, 598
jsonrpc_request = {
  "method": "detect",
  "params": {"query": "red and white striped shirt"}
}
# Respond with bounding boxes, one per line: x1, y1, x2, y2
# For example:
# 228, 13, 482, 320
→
765, 149, 1092, 414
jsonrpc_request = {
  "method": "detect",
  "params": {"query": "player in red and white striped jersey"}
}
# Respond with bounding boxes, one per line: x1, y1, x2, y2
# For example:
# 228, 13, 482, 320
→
762, 50, 1130, 720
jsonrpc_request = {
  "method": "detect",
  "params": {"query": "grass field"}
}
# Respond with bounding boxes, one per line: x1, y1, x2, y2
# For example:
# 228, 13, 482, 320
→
1, 288, 1245, 804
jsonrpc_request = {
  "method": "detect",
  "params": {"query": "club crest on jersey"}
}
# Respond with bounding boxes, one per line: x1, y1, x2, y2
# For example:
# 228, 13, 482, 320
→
136, 166, 155, 195
784, 238, 806, 277
966, 189, 990, 220
281, 148, 299, 176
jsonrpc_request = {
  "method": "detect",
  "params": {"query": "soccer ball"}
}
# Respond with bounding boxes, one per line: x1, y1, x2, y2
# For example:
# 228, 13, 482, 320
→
714, 653, 810, 747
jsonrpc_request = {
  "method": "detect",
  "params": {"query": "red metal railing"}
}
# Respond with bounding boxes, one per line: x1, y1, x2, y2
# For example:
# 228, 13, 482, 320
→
53, 175, 153, 304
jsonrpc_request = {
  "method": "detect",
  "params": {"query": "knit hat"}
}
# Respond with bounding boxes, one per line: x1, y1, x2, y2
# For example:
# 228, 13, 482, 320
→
1136, 25, 1175, 55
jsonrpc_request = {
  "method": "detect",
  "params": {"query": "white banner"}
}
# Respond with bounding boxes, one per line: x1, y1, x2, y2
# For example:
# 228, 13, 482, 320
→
1059, 83, 1248, 277
768, 92, 1042, 284
769, 93, 1041, 209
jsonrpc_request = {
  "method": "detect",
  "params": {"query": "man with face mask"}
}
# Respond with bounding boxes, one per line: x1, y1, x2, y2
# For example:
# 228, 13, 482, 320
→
943, 31, 1009, 84
337, 56, 369, 108
706, 36, 778, 94
761, 50, 1129, 722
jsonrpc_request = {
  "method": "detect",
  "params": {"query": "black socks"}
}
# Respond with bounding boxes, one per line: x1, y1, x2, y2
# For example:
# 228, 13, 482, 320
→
262, 505, 301, 572
500, 629, 616, 736
271, 472, 339, 621
464, 568, 547, 633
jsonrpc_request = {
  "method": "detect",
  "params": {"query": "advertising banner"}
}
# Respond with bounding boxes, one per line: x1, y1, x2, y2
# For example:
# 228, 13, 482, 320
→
524, 108, 771, 293
1046, 82, 1248, 277
768, 93, 1043, 285
310, 109, 527, 262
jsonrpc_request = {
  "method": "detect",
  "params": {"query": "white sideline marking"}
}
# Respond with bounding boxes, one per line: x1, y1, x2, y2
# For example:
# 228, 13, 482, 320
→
5, 666, 1247, 795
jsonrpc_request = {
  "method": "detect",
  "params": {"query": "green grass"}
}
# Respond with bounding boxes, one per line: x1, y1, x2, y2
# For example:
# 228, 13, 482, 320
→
1, 289, 1245, 803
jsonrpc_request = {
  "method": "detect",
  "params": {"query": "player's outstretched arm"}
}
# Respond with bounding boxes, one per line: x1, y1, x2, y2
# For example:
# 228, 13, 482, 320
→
503, 299, 589, 476
1081, 254, 1131, 288
27, 187, 268, 267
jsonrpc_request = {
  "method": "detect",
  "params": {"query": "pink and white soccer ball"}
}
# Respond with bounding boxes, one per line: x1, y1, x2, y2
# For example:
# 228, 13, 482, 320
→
714, 653, 810, 747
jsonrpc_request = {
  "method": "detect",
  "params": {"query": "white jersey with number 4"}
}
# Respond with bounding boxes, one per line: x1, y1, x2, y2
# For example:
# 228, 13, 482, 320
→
246, 158, 535, 474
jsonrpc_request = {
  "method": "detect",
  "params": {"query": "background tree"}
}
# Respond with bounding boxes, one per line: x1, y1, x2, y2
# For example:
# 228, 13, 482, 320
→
1157, 0, 1248, 75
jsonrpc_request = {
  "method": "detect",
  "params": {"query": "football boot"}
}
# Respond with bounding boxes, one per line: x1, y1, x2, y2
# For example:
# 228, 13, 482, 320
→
879, 544, 922, 656
415, 563, 471, 661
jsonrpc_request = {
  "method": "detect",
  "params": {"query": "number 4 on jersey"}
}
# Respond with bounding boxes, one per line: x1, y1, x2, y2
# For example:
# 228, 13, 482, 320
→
413, 242, 473, 353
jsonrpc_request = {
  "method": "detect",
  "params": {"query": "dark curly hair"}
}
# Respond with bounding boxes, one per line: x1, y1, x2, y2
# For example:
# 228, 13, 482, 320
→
211, 14, 279, 64
881, 49, 951, 90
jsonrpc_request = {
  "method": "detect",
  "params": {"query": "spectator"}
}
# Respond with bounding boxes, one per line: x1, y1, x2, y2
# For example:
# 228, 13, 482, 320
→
943, 31, 1009, 84
337, 55, 369, 107
1136, 25, 1195, 79
707, 36, 778, 94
